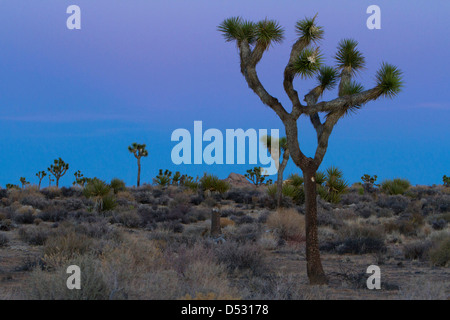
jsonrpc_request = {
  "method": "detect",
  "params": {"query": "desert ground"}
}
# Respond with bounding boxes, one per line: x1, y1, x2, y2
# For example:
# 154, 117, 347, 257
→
0, 174, 449, 300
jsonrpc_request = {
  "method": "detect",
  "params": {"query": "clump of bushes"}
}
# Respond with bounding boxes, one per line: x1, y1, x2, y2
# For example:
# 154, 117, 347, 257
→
83, 178, 117, 212
322, 224, 386, 254
381, 178, 411, 195
200, 174, 230, 194
429, 234, 450, 267
266, 208, 305, 242
316, 166, 348, 204
110, 178, 126, 194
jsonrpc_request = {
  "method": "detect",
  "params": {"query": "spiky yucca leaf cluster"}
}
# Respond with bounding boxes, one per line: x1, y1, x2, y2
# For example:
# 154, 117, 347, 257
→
128, 143, 148, 158
375, 62, 404, 98
334, 39, 366, 73
261, 135, 288, 155
292, 47, 323, 79
295, 15, 324, 43
317, 66, 339, 92
316, 166, 348, 204
218, 17, 284, 49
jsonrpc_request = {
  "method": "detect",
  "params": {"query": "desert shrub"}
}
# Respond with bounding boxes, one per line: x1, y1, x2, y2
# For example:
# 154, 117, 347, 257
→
200, 174, 230, 194
40, 187, 62, 199
132, 189, 155, 204
429, 236, 450, 267
316, 209, 344, 229
20, 193, 49, 210
110, 210, 141, 228
0, 233, 9, 247
0, 219, 12, 231
60, 187, 83, 198
44, 231, 94, 259
341, 192, 373, 205
56, 198, 85, 212
14, 206, 36, 224
267, 208, 305, 242
18, 226, 51, 245
430, 218, 447, 230
227, 223, 263, 243
27, 254, 109, 300
110, 178, 126, 194
186, 207, 209, 223
322, 224, 386, 254
37, 205, 68, 222
234, 215, 255, 225
381, 178, 411, 195
83, 178, 110, 198
376, 194, 409, 214
403, 240, 432, 261
215, 241, 269, 276
225, 188, 260, 204
316, 166, 348, 204
281, 184, 305, 205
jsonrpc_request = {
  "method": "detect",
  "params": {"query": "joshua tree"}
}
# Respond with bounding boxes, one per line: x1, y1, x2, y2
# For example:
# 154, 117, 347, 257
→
48, 158, 69, 188
262, 135, 289, 207
218, 15, 403, 284
19, 177, 30, 189
128, 143, 148, 187
36, 171, 47, 189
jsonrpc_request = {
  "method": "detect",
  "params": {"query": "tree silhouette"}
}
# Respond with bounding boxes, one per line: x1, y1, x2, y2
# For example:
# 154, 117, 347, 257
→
48, 158, 69, 188
36, 171, 47, 190
128, 143, 149, 187
218, 15, 403, 284
261, 135, 289, 207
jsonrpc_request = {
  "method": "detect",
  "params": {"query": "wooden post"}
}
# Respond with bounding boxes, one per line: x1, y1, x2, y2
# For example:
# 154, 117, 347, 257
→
211, 207, 221, 237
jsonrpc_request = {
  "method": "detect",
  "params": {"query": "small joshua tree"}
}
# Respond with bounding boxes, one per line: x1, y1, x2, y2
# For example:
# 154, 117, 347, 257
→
443, 175, 450, 187
19, 177, 30, 189
219, 15, 403, 284
128, 143, 148, 187
48, 158, 69, 188
244, 167, 272, 186
262, 135, 289, 207
36, 171, 47, 189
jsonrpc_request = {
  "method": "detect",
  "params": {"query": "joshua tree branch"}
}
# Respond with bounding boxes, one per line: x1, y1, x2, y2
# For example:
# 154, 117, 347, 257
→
238, 41, 289, 121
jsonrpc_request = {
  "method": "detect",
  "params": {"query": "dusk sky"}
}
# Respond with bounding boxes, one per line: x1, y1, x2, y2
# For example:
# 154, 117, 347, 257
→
0, 0, 449, 187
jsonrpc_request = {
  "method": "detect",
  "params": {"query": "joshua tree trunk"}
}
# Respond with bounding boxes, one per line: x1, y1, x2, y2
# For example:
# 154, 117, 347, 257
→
137, 158, 141, 187
276, 149, 290, 207
303, 168, 327, 284
56, 177, 60, 188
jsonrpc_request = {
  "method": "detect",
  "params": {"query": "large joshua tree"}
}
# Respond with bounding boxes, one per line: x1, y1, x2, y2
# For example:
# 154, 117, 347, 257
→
262, 135, 289, 207
128, 142, 149, 187
218, 15, 403, 284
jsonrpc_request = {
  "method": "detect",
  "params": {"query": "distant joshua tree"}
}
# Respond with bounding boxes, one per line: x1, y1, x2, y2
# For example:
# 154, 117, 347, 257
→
19, 177, 30, 189
261, 135, 289, 207
128, 143, 148, 187
48, 158, 69, 188
219, 15, 403, 284
36, 171, 47, 189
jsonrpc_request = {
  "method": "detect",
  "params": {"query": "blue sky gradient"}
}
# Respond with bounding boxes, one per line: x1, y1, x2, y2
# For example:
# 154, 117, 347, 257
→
0, 0, 449, 187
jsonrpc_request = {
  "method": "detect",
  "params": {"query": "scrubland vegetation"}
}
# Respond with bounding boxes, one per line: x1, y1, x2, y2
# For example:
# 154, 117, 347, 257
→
0, 170, 449, 300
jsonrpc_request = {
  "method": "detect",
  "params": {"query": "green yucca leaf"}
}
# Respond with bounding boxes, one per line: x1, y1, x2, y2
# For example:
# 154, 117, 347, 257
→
334, 39, 366, 73
292, 47, 323, 79
255, 19, 285, 47
341, 80, 364, 96
375, 62, 404, 98
261, 135, 288, 153
218, 17, 257, 44
317, 66, 339, 91
287, 173, 304, 187
295, 15, 324, 43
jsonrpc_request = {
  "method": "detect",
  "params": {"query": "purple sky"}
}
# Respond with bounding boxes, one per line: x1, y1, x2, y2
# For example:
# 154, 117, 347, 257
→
0, 0, 449, 187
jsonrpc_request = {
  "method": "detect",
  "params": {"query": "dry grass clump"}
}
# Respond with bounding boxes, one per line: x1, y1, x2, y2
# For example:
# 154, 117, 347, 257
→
267, 208, 305, 242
